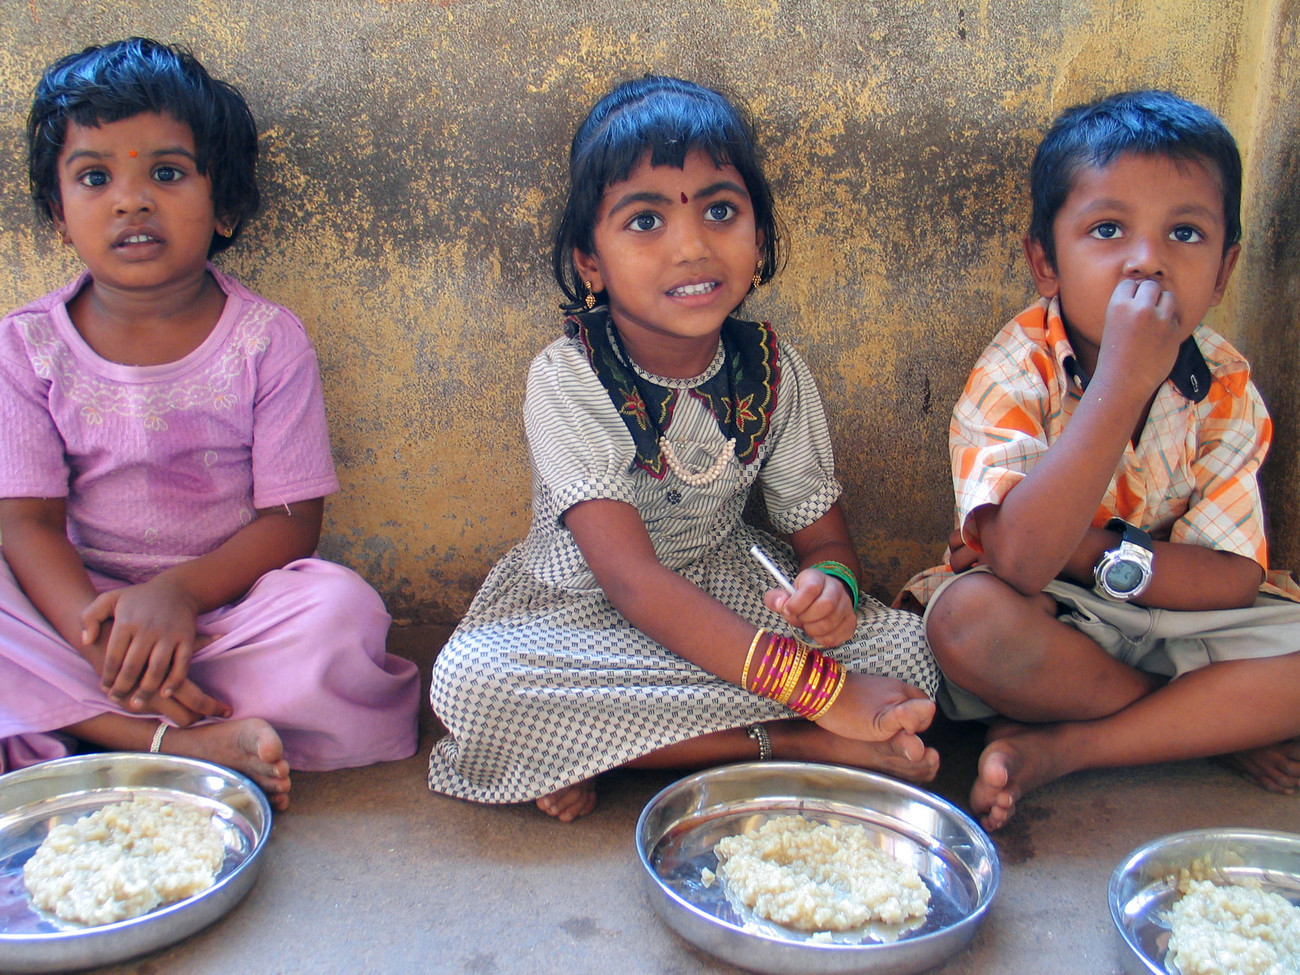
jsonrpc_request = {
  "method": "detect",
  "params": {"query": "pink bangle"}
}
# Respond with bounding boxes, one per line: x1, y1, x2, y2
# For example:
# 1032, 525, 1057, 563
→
774, 640, 810, 706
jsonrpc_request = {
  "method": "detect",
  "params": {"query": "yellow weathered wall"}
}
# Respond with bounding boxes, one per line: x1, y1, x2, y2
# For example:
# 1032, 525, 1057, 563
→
2, 1, 1296, 622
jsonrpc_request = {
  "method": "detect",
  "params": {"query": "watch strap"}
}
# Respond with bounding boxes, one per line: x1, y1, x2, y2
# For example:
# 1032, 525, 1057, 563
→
1105, 518, 1153, 552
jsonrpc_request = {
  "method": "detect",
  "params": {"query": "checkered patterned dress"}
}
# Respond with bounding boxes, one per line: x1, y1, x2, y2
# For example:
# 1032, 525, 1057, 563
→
427, 324, 938, 804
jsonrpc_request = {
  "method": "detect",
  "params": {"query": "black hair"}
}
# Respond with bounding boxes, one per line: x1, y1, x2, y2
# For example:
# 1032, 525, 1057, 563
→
1028, 90, 1242, 268
552, 75, 782, 311
27, 37, 259, 256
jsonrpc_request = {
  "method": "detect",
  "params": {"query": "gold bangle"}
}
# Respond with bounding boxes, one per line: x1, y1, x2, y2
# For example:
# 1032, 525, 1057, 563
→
741, 629, 767, 692
774, 640, 810, 706
808, 664, 847, 721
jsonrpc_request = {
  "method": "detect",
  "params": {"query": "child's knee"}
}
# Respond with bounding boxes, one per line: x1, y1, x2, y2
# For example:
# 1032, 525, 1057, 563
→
290, 559, 389, 632
926, 574, 1021, 679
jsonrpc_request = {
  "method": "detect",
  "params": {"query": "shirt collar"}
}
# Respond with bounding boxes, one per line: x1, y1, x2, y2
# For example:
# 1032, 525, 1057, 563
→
1044, 296, 1212, 403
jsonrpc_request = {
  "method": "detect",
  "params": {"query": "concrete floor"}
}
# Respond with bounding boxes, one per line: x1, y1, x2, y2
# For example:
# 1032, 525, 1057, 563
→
65, 623, 1298, 975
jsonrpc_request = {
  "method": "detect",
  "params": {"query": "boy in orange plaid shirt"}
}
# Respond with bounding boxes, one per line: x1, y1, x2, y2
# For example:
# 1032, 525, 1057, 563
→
902, 91, 1300, 830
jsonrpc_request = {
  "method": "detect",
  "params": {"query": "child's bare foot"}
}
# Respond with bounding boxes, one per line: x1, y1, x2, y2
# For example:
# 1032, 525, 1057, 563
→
164, 718, 291, 811
1219, 738, 1300, 794
970, 721, 1075, 831
769, 721, 941, 785
535, 779, 597, 822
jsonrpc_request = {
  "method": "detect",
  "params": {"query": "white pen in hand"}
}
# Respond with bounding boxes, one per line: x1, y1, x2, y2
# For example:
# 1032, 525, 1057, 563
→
749, 544, 796, 596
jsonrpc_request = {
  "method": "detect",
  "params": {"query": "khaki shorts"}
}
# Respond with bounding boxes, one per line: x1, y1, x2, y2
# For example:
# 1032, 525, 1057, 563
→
923, 566, 1300, 721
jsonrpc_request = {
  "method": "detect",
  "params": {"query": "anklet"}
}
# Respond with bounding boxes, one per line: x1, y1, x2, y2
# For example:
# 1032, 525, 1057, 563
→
149, 721, 168, 753
746, 723, 772, 761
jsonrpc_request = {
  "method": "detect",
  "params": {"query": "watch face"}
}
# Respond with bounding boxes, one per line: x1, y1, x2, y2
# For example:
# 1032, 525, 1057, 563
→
1105, 560, 1144, 594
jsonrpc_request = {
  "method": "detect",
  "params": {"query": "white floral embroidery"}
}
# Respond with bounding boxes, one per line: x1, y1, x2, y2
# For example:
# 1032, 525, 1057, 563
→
19, 303, 274, 426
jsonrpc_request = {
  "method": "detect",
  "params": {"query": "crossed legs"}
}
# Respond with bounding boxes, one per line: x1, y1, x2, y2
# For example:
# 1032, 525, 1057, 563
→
927, 572, 1300, 829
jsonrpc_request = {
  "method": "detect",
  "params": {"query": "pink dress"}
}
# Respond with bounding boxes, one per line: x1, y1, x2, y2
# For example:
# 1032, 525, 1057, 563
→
0, 266, 419, 772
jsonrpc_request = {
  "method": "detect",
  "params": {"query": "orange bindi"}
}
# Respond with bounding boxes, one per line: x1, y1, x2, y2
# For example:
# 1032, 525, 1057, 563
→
128, 150, 138, 157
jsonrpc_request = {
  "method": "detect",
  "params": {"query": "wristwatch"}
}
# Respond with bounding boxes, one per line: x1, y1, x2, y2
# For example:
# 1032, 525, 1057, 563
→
1093, 518, 1154, 601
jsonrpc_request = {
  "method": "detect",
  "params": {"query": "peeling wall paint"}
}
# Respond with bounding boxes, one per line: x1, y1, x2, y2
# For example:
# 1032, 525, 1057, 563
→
1, 1, 1296, 621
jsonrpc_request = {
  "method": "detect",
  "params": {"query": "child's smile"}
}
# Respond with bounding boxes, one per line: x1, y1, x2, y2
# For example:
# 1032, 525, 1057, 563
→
1027, 152, 1239, 378
575, 149, 761, 378
52, 112, 225, 298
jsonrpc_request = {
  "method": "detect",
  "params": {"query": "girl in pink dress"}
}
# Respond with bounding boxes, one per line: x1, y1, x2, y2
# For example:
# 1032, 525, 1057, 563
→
0, 38, 419, 808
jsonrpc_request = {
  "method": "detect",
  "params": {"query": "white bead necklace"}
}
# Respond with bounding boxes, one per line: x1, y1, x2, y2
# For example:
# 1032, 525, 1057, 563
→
660, 436, 735, 486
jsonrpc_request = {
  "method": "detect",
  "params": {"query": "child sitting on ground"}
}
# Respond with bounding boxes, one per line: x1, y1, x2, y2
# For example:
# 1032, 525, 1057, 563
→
902, 90, 1300, 831
428, 75, 940, 821
0, 38, 420, 807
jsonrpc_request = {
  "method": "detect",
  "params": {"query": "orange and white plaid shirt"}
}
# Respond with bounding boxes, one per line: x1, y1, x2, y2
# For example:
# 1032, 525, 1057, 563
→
903, 296, 1299, 605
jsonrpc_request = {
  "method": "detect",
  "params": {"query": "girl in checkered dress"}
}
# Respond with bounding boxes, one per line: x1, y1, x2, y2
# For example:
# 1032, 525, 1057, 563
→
428, 76, 939, 820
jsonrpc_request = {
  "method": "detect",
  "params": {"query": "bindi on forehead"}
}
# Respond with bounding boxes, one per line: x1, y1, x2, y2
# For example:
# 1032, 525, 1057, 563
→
680, 192, 688, 204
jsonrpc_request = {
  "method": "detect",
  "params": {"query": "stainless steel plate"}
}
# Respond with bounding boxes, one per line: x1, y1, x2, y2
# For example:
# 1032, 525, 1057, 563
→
1109, 827, 1300, 975
636, 762, 999, 975
0, 752, 272, 973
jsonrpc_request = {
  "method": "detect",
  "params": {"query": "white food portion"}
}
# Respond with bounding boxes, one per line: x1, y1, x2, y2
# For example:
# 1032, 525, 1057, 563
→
1166, 878, 1300, 975
23, 797, 225, 926
713, 815, 930, 931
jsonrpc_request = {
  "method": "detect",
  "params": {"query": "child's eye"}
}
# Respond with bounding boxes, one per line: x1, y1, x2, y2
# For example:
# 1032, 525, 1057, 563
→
1089, 222, 1122, 240
76, 170, 109, 188
627, 212, 663, 232
153, 166, 184, 183
1170, 225, 1204, 243
704, 201, 736, 222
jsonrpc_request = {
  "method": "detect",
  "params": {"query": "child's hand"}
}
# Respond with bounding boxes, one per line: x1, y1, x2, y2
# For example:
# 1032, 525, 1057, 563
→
1098, 278, 1188, 393
763, 568, 856, 648
77, 628, 230, 725
81, 576, 205, 709
813, 673, 935, 757
947, 528, 983, 573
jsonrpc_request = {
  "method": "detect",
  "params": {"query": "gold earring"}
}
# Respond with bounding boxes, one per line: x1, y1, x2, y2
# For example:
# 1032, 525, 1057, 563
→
583, 281, 597, 310
752, 263, 763, 290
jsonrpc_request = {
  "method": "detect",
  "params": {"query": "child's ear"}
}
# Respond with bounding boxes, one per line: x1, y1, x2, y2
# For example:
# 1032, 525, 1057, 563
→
1023, 234, 1060, 298
1209, 242, 1241, 307
49, 200, 72, 246
573, 247, 604, 295
215, 216, 237, 238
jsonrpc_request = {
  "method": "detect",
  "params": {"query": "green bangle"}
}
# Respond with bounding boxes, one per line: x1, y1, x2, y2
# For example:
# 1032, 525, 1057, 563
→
813, 560, 860, 610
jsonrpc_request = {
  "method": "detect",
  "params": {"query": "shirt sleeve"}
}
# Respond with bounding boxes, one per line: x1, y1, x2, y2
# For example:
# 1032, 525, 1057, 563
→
758, 340, 841, 535
1168, 369, 1271, 568
948, 332, 1059, 548
523, 338, 641, 523
249, 310, 340, 509
0, 310, 70, 499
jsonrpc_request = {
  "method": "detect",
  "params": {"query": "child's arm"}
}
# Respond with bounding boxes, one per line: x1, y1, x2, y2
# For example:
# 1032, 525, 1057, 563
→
566, 498, 756, 683
967, 279, 1262, 610
952, 523, 1262, 610
565, 498, 931, 748
0, 497, 228, 724
83, 498, 324, 705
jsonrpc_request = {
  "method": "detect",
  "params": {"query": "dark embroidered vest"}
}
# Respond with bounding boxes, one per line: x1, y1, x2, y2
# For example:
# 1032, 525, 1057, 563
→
565, 309, 781, 479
